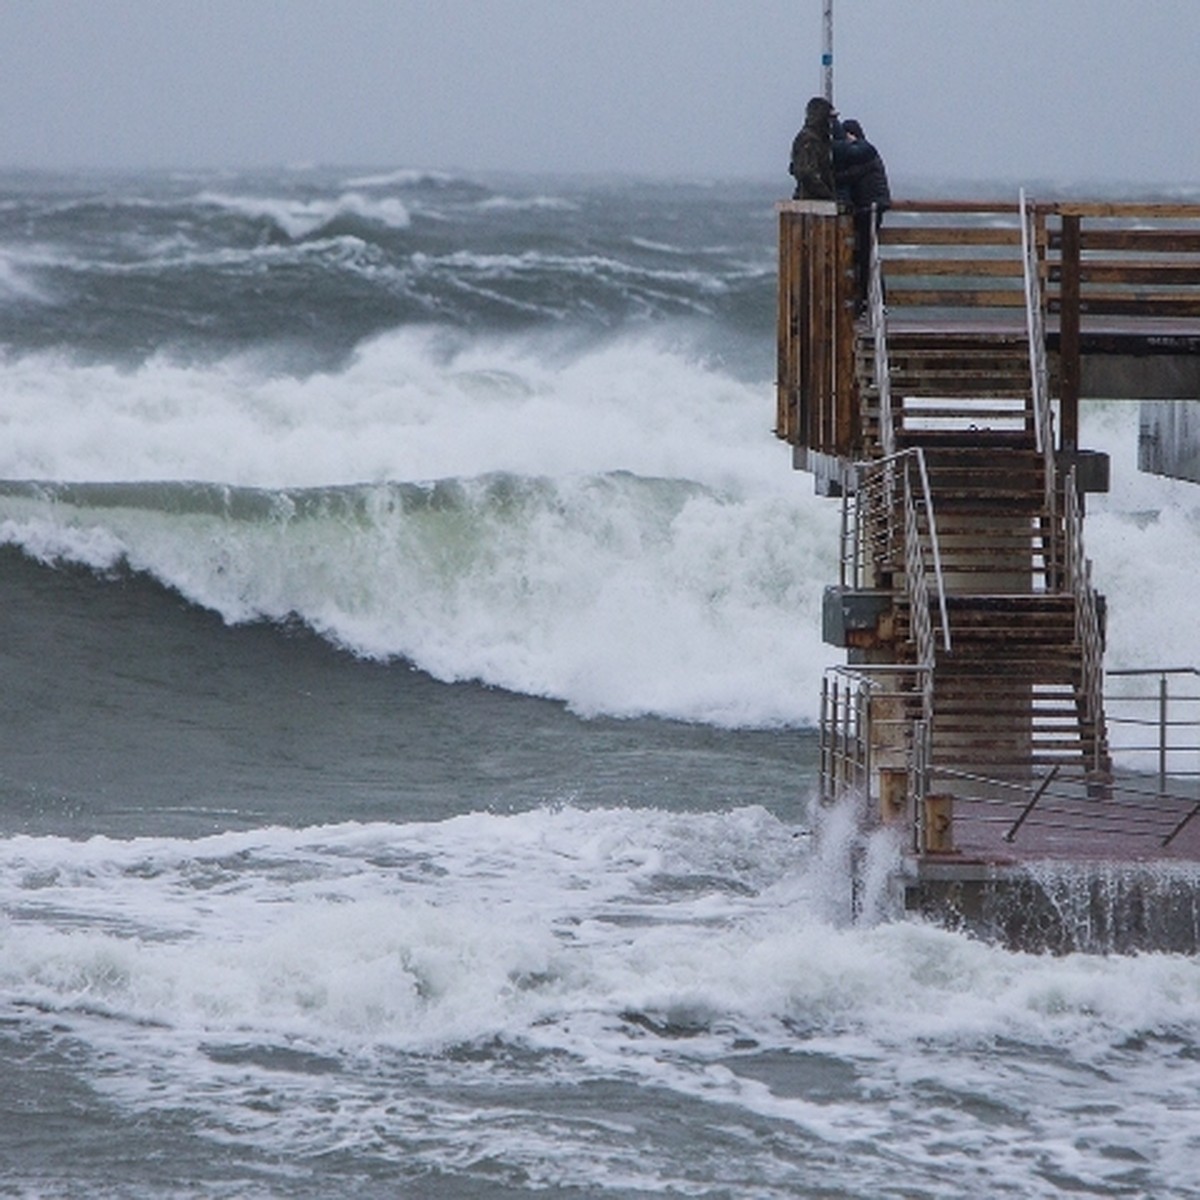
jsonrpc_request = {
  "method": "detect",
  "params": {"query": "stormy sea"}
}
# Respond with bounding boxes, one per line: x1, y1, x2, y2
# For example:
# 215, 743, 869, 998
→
2, 166, 1200, 1198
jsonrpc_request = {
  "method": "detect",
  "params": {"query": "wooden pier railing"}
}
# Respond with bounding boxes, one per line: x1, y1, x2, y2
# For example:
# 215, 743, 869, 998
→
1051, 202, 1200, 445
777, 197, 1200, 464
786, 197, 1200, 947
776, 200, 856, 455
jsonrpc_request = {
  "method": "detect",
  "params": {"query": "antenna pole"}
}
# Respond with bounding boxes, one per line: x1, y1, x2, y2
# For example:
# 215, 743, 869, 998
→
822, 0, 834, 102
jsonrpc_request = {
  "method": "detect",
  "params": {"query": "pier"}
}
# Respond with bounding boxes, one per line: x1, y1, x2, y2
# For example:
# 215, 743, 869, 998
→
778, 196, 1200, 950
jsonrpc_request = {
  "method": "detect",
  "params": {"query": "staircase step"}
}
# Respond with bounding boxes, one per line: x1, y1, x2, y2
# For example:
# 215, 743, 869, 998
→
933, 696, 1082, 712
847, 321, 1110, 782
898, 430, 1038, 450
934, 659, 1083, 678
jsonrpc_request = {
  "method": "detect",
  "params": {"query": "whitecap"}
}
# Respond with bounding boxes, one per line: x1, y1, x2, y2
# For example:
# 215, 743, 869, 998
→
196, 190, 411, 239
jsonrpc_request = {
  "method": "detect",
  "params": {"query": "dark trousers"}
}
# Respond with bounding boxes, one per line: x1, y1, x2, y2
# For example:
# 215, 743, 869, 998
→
852, 208, 885, 310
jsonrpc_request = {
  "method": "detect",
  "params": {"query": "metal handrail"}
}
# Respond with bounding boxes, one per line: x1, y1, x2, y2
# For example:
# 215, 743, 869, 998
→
866, 206, 895, 459
819, 664, 932, 808
1106, 667, 1200, 796
1063, 465, 1107, 771
929, 761, 1200, 849
1020, 189, 1059, 577
842, 448, 951, 655
912, 447, 950, 653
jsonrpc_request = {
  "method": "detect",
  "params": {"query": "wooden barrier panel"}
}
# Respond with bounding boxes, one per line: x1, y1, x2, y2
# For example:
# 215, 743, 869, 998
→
1048, 202, 1200, 432
879, 200, 1035, 312
772, 194, 1200, 460
778, 197, 1200, 460
1049, 204, 1200, 320
775, 201, 856, 457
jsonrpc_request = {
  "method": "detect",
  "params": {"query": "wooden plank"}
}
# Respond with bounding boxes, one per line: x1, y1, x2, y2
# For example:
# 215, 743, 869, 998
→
779, 212, 796, 441
834, 215, 857, 456
880, 227, 1023, 246
888, 328, 1031, 346
891, 357, 1031, 370
899, 406, 1030, 419
1050, 262, 1200, 285
884, 258, 1025, 278
799, 213, 816, 450
895, 378, 1030, 391
812, 213, 832, 452
1059, 215, 1081, 451
889, 200, 1022, 215
1076, 293, 1200, 317
776, 212, 791, 439
886, 288, 1026, 308
1076, 230, 1200, 253
1054, 201, 1200, 219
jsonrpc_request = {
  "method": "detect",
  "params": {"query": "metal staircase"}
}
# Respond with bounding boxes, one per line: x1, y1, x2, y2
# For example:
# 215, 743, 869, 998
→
824, 199, 1111, 812
783, 194, 1200, 943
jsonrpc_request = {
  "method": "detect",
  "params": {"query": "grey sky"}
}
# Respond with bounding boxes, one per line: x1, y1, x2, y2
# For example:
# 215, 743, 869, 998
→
2, 0, 1197, 187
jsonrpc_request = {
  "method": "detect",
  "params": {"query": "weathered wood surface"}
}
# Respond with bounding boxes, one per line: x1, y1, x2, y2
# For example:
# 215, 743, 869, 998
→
777, 199, 1200, 458
775, 202, 857, 455
923, 781, 1200, 864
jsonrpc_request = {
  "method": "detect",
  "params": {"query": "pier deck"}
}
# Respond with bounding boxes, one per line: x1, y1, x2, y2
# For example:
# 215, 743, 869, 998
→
778, 196, 1200, 950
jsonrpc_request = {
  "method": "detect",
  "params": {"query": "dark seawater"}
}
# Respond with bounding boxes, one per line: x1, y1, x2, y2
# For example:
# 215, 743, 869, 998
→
2, 167, 1200, 1198
0, 547, 810, 840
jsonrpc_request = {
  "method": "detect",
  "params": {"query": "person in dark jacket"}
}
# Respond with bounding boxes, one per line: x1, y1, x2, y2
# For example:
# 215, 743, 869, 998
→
789, 96, 836, 201
835, 118, 891, 312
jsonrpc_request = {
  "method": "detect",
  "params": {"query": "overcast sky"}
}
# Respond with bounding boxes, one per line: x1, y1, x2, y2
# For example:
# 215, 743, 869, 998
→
2, 0, 1197, 187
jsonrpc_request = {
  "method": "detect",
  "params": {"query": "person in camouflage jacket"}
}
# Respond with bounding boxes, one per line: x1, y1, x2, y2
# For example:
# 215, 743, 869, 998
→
789, 96, 836, 201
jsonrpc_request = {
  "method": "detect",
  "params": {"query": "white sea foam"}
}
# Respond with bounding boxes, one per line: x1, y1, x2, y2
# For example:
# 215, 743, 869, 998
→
341, 168, 459, 189
3, 807, 1200, 1192
1084, 402, 1200, 669
1, 340, 1196, 729
0, 329, 837, 725
1077, 403, 1200, 767
83, 232, 384, 277
476, 194, 580, 213
196, 190, 411, 238
0, 328, 783, 490
5, 807, 1200, 1047
415, 247, 732, 295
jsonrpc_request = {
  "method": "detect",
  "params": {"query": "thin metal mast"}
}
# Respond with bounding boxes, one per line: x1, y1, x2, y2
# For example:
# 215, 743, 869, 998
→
822, 0, 834, 102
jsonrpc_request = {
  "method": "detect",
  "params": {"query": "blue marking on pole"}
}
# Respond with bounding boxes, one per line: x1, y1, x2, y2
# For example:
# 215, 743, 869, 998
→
821, 53, 833, 65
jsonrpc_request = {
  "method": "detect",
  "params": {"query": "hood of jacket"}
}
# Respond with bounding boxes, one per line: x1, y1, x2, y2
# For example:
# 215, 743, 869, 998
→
804, 96, 834, 129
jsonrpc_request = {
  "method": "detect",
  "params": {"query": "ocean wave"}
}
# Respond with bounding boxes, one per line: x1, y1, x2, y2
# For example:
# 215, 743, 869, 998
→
0, 250, 50, 303
341, 167, 479, 192
412, 247, 734, 292
0, 326, 838, 725
0, 173, 781, 359
5, 807, 1200, 1045
0, 470, 837, 727
0, 327, 785, 488
57, 233, 388, 281
4, 805, 1199, 1194
1, 336, 1197, 726
476, 194, 580, 213
628, 235, 690, 255
196, 189, 412, 240
1080, 403, 1200, 678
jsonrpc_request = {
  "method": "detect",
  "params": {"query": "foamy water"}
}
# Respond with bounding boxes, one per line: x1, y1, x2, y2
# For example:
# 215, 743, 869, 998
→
0, 328, 840, 725
197, 190, 413, 239
3, 167, 1200, 1199
4, 805, 1200, 1194
2, 334, 1198, 730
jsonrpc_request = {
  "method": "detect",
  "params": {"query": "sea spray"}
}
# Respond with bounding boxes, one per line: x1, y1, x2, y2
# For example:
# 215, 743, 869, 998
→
8, 164, 1200, 1200
0, 472, 836, 725
806, 792, 907, 928
1081, 401, 1200, 678
0, 321, 844, 726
